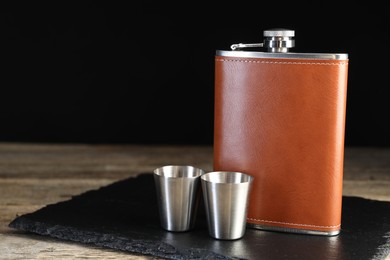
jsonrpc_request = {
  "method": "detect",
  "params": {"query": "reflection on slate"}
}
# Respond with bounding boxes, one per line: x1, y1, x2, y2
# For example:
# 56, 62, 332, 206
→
9, 173, 390, 260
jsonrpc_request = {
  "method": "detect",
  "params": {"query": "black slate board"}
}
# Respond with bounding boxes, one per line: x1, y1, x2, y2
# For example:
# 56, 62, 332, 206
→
9, 173, 390, 260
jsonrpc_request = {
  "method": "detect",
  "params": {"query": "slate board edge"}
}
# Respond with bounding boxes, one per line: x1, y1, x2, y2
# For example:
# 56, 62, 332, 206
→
9, 215, 242, 260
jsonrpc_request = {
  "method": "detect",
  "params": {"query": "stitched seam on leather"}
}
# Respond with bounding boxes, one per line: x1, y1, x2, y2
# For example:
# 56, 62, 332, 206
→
247, 218, 341, 228
215, 58, 348, 66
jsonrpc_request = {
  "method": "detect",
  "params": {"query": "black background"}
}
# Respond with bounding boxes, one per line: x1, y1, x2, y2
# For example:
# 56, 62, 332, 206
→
1, 3, 389, 146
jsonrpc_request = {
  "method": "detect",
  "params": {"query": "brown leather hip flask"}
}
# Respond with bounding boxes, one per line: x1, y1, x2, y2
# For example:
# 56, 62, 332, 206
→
213, 29, 349, 236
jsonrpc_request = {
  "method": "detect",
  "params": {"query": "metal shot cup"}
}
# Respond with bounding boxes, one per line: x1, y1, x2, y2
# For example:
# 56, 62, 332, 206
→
201, 171, 254, 240
153, 165, 205, 232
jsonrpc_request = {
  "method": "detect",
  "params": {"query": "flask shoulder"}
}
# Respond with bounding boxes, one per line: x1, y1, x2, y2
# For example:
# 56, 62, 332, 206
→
216, 50, 348, 60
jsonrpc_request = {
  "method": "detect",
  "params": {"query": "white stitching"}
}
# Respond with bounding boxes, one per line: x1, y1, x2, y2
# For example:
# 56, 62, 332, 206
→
247, 218, 341, 228
215, 58, 348, 66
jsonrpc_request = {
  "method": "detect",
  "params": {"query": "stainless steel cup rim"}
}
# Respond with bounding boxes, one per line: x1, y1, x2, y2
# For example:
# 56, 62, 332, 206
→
153, 165, 205, 179
201, 171, 254, 184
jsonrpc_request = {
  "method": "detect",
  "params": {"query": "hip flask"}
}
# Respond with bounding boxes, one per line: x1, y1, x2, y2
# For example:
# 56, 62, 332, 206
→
213, 28, 349, 235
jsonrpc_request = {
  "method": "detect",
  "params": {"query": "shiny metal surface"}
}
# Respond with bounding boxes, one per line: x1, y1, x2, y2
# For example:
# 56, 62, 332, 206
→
247, 223, 341, 236
216, 50, 348, 60
153, 165, 205, 232
201, 171, 254, 240
226, 28, 348, 58
263, 28, 295, 53
230, 28, 295, 53
230, 43, 264, 50
263, 28, 295, 37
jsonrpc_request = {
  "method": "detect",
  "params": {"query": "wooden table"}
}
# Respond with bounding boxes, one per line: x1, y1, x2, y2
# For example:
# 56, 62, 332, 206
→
1, 143, 389, 259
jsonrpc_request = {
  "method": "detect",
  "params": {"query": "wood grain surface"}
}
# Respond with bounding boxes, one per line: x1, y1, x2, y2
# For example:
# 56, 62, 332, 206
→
1, 143, 389, 259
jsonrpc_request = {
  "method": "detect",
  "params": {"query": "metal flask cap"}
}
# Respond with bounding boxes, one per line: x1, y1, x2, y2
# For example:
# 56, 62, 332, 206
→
263, 28, 295, 53
230, 28, 295, 53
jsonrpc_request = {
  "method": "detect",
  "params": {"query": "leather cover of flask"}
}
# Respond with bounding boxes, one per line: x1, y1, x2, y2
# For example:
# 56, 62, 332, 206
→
214, 55, 349, 235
